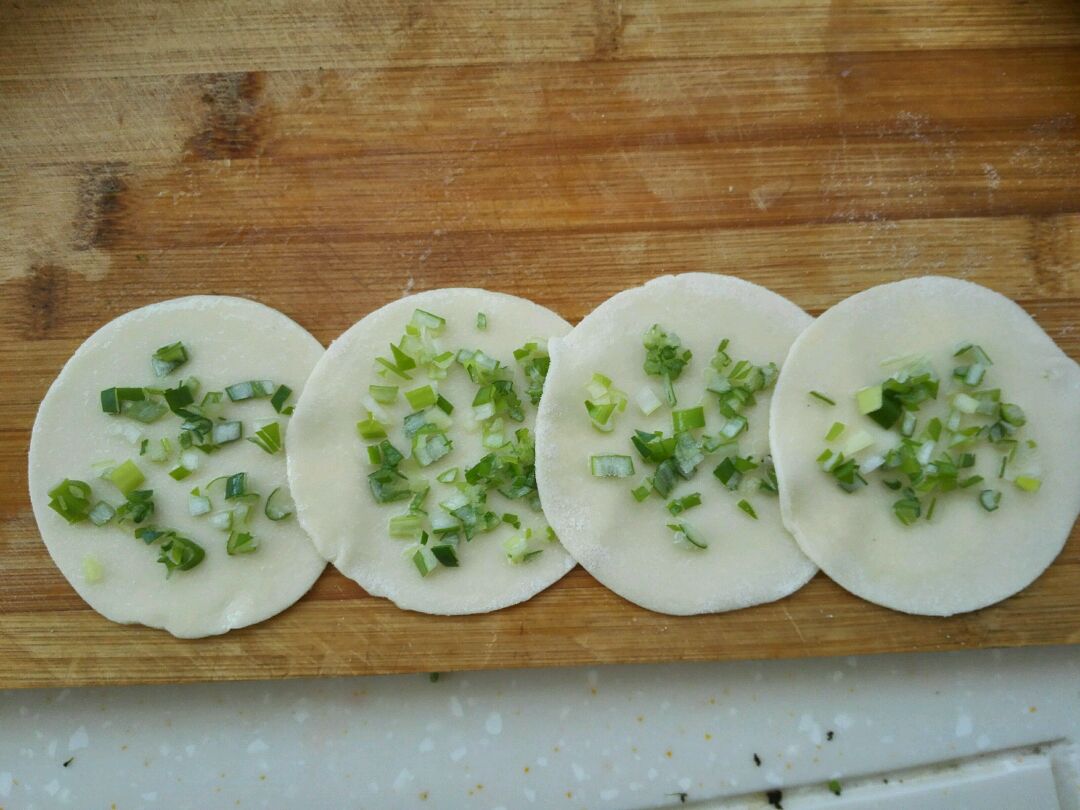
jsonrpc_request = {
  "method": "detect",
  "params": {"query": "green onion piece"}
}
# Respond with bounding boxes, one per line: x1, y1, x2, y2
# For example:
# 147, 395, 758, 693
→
585, 400, 618, 432
151, 341, 188, 377
666, 492, 702, 516
436, 467, 458, 484
264, 486, 294, 521
412, 432, 453, 467
979, 489, 1001, 511
188, 491, 212, 517
389, 512, 424, 539
825, 422, 845, 442
225, 380, 275, 402
156, 534, 206, 576
856, 385, 883, 414
369, 385, 399, 404
248, 421, 283, 454
369, 467, 413, 504
631, 484, 651, 502
405, 384, 437, 409
356, 413, 388, 440
736, 499, 758, 520
959, 475, 984, 488
87, 501, 116, 526
828, 779, 842, 796
211, 420, 243, 445
667, 521, 707, 550
163, 381, 196, 415
643, 324, 692, 383
411, 308, 446, 331
412, 546, 438, 576
719, 415, 747, 440
999, 403, 1026, 427
893, 492, 921, 525
1014, 475, 1041, 493
809, 390, 836, 406
590, 454, 635, 478
115, 490, 155, 524
168, 464, 193, 481
502, 512, 521, 529
925, 496, 938, 521
225, 472, 250, 500
433, 394, 453, 415
671, 406, 706, 433
100, 387, 146, 415
431, 544, 459, 567
82, 555, 104, 584
634, 387, 663, 416
270, 384, 295, 414
226, 531, 258, 555
952, 393, 979, 414
47, 479, 93, 524
476, 312, 488, 330
105, 460, 145, 495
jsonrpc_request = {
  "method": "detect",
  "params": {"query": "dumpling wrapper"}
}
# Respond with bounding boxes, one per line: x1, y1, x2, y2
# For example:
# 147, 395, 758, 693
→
770, 276, 1080, 616
287, 288, 576, 615
28, 296, 327, 638
535, 273, 817, 615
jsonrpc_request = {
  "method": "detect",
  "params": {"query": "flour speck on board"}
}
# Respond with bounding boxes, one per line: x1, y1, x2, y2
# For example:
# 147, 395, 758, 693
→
982, 163, 1001, 190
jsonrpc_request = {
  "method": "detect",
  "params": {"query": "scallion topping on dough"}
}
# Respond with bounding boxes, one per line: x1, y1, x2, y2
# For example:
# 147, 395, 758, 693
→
666, 492, 702, 516
47, 479, 93, 524
513, 340, 550, 406
643, 324, 692, 406
476, 312, 488, 330
584, 372, 628, 432
264, 486, 294, 521
151, 341, 189, 377
247, 421, 282, 454
667, 521, 707, 550
820, 344, 1041, 524
736, 499, 758, 519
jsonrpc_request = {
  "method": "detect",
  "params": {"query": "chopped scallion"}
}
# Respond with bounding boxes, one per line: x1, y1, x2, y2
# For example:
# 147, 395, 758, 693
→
151, 341, 188, 377
590, 454, 635, 478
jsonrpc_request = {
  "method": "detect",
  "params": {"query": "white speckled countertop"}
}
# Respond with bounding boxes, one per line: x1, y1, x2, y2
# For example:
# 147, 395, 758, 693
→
2, 646, 1078, 809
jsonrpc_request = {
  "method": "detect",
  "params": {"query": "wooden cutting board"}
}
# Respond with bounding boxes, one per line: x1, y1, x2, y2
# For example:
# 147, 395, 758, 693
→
2, 0, 1079, 688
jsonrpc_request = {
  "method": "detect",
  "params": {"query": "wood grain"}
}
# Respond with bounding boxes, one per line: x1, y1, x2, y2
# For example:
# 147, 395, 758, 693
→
0, 0, 1078, 688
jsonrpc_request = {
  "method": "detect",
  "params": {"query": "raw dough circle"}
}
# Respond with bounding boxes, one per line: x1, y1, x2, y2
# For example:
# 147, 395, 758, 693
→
287, 288, 576, 614
535, 273, 817, 615
28, 296, 327, 638
770, 276, 1080, 615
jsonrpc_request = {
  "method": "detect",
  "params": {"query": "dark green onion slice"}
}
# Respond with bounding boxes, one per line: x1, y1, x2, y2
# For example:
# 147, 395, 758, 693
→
225, 472, 250, 500
435, 394, 454, 415
270, 384, 295, 414
431, 544, 459, 566
667, 521, 707, 550
151, 341, 189, 377
154, 533, 206, 577
590, 454, 635, 478
264, 486, 294, 521
736, 499, 757, 519
225, 380, 276, 402
100, 387, 146, 415
115, 489, 155, 524
631, 483, 651, 502
412, 546, 438, 576
893, 492, 921, 525
47, 479, 93, 524
666, 492, 702, 516
979, 489, 1001, 512
808, 390, 836, 406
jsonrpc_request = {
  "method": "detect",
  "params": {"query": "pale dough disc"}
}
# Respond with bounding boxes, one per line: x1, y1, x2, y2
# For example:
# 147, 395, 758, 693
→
28, 296, 327, 638
287, 288, 575, 614
534, 273, 817, 615
770, 276, 1080, 616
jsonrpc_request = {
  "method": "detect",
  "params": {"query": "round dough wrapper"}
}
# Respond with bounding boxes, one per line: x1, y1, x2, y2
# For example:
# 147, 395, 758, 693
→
770, 276, 1080, 616
287, 289, 575, 615
535, 273, 817, 615
28, 296, 327, 638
